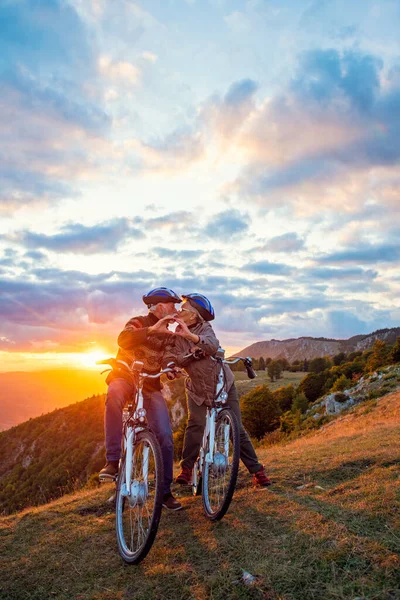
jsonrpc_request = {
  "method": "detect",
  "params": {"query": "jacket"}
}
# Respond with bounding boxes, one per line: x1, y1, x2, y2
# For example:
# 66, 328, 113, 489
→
162, 321, 235, 406
107, 313, 169, 392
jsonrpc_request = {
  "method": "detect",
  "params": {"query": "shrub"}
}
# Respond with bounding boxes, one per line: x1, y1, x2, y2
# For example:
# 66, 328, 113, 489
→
331, 374, 351, 392
334, 393, 348, 403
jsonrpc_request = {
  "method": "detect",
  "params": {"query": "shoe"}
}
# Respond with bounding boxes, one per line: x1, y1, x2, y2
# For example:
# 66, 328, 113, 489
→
99, 460, 119, 482
252, 466, 272, 487
162, 492, 183, 511
175, 466, 192, 485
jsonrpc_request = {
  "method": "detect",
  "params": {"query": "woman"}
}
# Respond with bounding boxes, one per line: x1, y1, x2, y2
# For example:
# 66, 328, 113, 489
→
162, 293, 271, 487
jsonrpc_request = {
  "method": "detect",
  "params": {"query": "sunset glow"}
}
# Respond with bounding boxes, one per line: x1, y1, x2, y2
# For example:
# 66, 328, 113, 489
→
1, 0, 399, 373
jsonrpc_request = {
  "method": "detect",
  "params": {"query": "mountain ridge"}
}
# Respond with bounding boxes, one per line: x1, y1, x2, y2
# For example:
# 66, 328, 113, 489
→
233, 327, 400, 361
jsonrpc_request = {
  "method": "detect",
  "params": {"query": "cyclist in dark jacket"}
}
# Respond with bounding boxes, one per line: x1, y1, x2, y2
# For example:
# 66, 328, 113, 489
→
161, 293, 272, 488
99, 287, 183, 511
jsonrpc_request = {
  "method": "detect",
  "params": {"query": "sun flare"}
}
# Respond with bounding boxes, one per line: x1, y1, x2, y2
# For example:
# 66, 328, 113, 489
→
78, 350, 109, 369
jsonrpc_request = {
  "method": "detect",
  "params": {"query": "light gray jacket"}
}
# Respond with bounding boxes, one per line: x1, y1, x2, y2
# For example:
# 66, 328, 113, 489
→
162, 321, 234, 406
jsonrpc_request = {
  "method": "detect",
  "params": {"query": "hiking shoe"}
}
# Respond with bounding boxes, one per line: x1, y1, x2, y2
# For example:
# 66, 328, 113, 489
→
99, 461, 119, 482
252, 466, 272, 487
175, 466, 192, 485
162, 492, 183, 511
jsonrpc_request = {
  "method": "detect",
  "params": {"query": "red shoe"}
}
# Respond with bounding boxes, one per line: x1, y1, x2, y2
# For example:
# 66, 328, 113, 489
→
252, 466, 272, 487
175, 466, 192, 485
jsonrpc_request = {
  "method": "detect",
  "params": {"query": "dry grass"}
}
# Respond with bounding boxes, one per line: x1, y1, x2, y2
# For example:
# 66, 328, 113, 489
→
1, 391, 399, 600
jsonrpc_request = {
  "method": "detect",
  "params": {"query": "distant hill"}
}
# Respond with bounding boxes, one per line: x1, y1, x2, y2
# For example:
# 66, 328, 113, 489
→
0, 369, 107, 431
234, 327, 400, 361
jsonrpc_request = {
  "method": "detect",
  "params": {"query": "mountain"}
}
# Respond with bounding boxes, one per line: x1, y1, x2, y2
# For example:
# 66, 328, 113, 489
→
234, 327, 400, 361
0, 369, 107, 431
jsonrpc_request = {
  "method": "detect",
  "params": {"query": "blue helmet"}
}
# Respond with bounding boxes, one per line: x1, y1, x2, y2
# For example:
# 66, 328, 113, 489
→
182, 293, 215, 321
142, 287, 181, 306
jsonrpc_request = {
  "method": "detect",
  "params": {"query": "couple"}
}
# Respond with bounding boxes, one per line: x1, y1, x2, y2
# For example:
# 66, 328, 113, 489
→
100, 287, 271, 511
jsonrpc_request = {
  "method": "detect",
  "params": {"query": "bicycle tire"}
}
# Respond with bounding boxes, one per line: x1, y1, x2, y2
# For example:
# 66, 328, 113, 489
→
202, 408, 240, 521
115, 429, 164, 564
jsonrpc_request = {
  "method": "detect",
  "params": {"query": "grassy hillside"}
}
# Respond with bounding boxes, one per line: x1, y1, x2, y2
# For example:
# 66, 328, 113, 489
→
1, 390, 399, 600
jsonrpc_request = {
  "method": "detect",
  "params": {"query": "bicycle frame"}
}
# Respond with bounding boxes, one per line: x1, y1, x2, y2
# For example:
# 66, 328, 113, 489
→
191, 350, 256, 495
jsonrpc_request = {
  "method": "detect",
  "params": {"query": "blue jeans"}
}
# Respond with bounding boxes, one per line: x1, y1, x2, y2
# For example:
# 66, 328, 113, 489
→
105, 378, 173, 495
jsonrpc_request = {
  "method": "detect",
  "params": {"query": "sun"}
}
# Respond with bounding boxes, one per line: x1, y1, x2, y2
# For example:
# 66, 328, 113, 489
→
78, 349, 109, 369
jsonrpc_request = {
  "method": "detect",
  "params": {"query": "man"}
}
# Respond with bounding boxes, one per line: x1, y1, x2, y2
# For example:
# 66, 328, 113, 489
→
99, 286, 183, 511
161, 293, 272, 488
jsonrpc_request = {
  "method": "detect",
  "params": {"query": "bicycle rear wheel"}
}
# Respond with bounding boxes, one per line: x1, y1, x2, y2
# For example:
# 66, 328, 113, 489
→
202, 408, 239, 521
115, 430, 164, 564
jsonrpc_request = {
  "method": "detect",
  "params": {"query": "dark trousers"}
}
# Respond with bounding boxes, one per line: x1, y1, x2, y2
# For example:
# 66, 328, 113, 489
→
105, 378, 173, 495
181, 384, 262, 474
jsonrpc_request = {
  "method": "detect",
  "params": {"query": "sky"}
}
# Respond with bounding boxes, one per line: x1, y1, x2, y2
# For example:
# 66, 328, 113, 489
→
1, 0, 400, 371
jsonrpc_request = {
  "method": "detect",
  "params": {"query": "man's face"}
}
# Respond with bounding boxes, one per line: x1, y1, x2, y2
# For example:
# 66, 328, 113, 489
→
154, 302, 177, 318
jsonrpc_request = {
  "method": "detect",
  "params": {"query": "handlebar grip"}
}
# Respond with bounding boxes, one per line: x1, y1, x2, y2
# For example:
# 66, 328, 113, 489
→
244, 358, 256, 379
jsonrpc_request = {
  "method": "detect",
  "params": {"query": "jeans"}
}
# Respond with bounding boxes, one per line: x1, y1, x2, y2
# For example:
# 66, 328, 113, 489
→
181, 384, 262, 474
105, 378, 173, 495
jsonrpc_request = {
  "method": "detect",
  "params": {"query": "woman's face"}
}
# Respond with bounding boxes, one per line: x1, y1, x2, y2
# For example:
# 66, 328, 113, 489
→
178, 302, 198, 325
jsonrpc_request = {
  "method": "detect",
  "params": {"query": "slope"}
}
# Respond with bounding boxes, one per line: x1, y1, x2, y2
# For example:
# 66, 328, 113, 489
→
1, 390, 399, 600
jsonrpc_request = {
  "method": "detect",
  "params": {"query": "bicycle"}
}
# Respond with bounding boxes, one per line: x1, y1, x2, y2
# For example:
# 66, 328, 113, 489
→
177, 349, 256, 521
97, 358, 178, 564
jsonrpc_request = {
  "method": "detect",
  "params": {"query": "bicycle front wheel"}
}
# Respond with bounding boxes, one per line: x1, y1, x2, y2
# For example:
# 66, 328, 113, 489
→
115, 430, 164, 564
202, 408, 240, 521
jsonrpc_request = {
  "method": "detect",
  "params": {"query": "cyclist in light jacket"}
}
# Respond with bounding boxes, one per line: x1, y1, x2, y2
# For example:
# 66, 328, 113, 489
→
161, 293, 271, 487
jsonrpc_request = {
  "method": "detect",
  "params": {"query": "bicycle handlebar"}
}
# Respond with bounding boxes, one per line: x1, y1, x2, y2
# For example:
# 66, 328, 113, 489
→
96, 358, 179, 379
180, 352, 257, 380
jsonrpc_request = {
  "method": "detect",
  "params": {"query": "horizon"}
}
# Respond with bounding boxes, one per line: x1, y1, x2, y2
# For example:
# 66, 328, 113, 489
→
1, 1, 400, 372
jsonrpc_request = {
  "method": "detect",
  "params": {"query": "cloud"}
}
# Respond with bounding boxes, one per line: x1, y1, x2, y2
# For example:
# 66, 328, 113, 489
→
11, 219, 144, 254
242, 260, 292, 275
0, 0, 109, 210
305, 266, 378, 280
226, 48, 400, 216
131, 78, 258, 173
98, 56, 140, 85
319, 243, 400, 264
261, 232, 305, 253
203, 209, 250, 238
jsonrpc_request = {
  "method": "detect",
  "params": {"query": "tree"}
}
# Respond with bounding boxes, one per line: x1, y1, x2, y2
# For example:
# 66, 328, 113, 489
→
251, 357, 259, 370
259, 356, 266, 371
333, 352, 347, 366
309, 357, 330, 374
267, 360, 283, 381
240, 385, 281, 439
366, 340, 390, 373
291, 392, 309, 414
390, 337, 400, 363
277, 357, 290, 371
273, 385, 295, 412
299, 372, 328, 403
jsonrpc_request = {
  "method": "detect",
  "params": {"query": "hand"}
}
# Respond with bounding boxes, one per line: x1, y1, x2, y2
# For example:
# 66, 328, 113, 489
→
148, 316, 176, 335
172, 318, 199, 343
166, 369, 183, 380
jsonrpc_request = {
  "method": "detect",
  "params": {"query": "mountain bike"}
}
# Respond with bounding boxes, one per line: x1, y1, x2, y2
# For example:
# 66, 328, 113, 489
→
98, 358, 177, 564
179, 349, 256, 521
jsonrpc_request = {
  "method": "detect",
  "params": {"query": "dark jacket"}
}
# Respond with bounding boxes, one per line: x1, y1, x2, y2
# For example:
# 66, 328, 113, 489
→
162, 321, 234, 406
107, 313, 169, 392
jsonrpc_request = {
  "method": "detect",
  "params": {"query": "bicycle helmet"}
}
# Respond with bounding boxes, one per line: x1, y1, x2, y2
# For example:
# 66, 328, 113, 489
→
181, 293, 215, 321
142, 287, 181, 305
